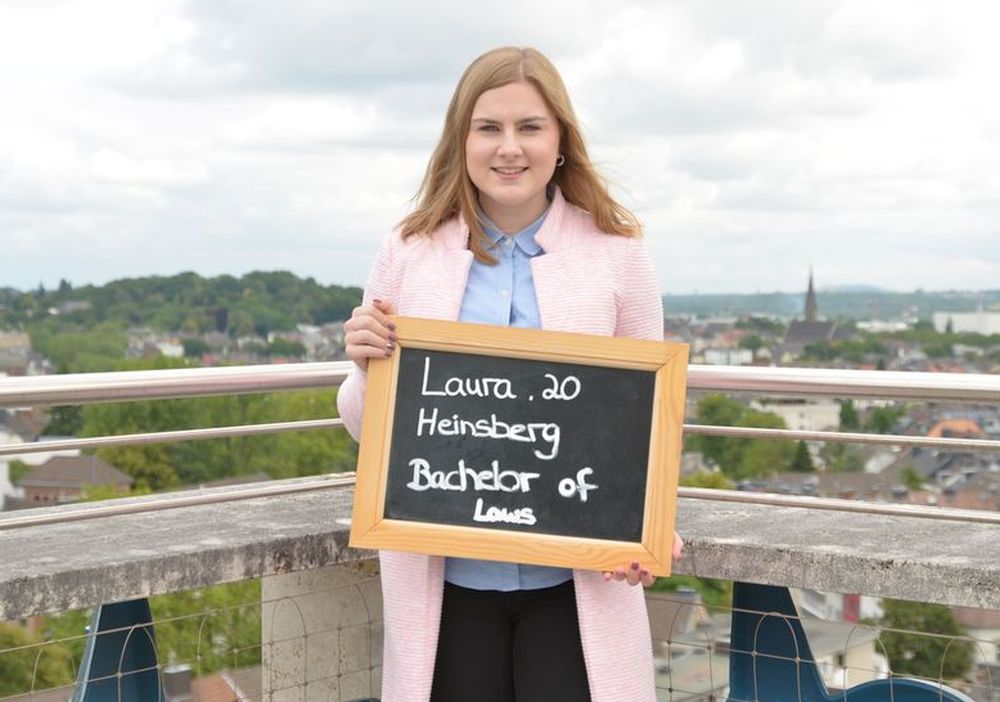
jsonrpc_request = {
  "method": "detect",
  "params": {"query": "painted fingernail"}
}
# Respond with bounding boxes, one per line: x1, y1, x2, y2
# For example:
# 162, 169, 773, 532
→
386, 341, 395, 350
388, 333, 397, 342
388, 322, 397, 331
640, 569, 649, 578
373, 298, 383, 304
631, 562, 640, 571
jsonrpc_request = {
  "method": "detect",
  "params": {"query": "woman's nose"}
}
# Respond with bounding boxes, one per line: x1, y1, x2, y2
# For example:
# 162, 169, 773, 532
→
497, 129, 522, 157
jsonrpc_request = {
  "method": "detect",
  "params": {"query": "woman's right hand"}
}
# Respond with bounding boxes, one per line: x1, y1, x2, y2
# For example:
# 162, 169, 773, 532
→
344, 299, 397, 372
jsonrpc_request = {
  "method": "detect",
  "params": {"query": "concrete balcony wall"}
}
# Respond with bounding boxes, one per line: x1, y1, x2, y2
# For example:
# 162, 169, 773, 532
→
262, 562, 382, 702
4, 479, 1000, 622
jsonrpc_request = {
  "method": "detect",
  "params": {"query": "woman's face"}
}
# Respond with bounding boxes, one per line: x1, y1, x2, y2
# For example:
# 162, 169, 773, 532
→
465, 81, 561, 231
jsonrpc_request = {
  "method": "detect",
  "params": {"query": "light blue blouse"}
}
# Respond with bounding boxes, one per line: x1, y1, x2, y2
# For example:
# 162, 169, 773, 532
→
444, 209, 574, 591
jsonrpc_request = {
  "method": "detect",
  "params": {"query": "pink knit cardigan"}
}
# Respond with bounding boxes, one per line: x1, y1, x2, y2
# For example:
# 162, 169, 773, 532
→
337, 189, 663, 702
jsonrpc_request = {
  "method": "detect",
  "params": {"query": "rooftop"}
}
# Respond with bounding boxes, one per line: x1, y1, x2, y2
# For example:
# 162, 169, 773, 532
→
18, 454, 132, 489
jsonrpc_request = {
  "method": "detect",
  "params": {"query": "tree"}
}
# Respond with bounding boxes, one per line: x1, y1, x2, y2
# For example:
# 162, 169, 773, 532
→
41, 608, 90, 670
820, 442, 865, 472
789, 441, 815, 472
687, 394, 745, 467
81, 482, 151, 501
148, 581, 262, 674
924, 341, 952, 358
725, 410, 795, 479
44, 405, 83, 435
877, 599, 973, 680
6, 271, 362, 334
41, 581, 262, 683
736, 316, 786, 335
0, 622, 75, 696
738, 334, 764, 355
268, 338, 307, 358
92, 445, 180, 491
79, 356, 357, 490
680, 470, 734, 490
181, 337, 210, 358
29, 321, 128, 373
735, 431, 795, 479
687, 395, 795, 478
650, 574, 732, 608
901, 465, 924, 490
8, 459, 31, 485
227, 309, 256, 338
839, 399, 860, 431
866, 405, 903, 434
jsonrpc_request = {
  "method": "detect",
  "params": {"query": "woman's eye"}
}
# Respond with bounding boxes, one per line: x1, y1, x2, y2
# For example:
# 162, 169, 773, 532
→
477, 124, 500, 132
521, 124, 541, 132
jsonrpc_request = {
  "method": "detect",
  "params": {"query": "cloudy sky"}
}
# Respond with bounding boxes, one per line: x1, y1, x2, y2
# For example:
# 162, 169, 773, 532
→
2, 0, 999, 295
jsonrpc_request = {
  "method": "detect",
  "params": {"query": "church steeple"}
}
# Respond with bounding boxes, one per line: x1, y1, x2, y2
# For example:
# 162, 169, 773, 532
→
804, 268, 818, 322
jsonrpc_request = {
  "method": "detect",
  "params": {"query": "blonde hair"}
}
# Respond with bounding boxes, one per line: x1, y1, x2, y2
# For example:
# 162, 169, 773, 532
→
398, 46, 641, 262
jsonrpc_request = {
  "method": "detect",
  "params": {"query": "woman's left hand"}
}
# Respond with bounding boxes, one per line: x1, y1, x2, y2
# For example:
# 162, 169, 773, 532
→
603, 531, 684, 587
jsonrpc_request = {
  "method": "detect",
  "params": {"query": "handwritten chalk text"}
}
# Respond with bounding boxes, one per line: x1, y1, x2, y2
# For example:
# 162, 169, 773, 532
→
406, 458, 540, 494
416, 407, 561, 460
421, 355, 517, 400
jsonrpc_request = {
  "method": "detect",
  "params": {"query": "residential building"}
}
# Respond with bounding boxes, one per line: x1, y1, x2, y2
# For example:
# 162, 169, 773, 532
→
17, 455, 132, 506
704, 348, 753, 366
933, 310, 1000, 335
0, 332, 31, 375
752, 398, 841, 432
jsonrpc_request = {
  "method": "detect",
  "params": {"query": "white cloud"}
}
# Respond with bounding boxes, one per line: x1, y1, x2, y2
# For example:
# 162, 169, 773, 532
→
221, 98, 387, 147
1, 0, 999, 296
91, 149, 209, 187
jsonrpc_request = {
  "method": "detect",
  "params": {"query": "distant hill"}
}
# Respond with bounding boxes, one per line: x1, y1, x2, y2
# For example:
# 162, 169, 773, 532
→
663, 289, 1000, 320
0, 271, 362, 336
4, 273, 1000, 329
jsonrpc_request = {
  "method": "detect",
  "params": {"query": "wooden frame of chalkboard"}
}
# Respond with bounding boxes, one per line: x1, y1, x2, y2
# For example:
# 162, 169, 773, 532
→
349, 316, 688, 576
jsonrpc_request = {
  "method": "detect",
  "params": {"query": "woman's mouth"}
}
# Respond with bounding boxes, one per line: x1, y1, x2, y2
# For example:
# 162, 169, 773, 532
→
492, 166, 528, 176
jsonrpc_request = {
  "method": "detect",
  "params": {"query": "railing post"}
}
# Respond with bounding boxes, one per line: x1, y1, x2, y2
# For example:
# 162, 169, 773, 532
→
262, 560, 382, 701
727, 582, 975, 702
71, 598, 164, 702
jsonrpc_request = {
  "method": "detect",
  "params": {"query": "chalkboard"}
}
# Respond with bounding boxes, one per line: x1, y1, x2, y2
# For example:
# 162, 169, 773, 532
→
350, 317, 688, 576
385, 348, 653, 541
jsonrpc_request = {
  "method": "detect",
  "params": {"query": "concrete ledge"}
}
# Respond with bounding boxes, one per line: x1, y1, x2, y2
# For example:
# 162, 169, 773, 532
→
2, 484, 999, 620
677, 498, 1000, 611
0, 480, 373, 620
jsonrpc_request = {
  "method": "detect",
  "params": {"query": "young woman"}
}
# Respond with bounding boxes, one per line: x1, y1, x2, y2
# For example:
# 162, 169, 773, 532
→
338, 46, 683, 702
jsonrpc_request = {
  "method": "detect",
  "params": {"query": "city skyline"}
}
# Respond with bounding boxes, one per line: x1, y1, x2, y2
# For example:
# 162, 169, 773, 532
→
2, 0, 999, 294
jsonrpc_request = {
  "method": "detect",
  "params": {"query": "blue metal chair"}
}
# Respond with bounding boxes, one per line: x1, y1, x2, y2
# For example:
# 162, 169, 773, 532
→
727, 582, 974, 702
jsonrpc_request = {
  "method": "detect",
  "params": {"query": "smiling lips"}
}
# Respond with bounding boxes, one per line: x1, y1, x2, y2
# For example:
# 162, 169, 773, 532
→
492, 166, 528, 176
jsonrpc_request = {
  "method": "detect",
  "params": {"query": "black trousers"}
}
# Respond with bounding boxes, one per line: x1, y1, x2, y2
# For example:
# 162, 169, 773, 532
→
430, 580, 592, 702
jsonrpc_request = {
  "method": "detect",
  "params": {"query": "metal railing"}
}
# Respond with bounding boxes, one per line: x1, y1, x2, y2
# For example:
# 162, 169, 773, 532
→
3, 362, 1000, 529
5, 361, 1000, 407
3, 356, 1000, 700
4, 574, 996, 702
